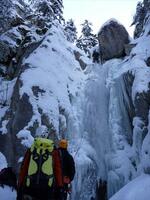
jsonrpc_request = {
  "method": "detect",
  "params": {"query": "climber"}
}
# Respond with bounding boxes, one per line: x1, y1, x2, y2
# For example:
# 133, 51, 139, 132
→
0, 167, 17, 190
17, 125, 55, 200
54, 139, 75, 200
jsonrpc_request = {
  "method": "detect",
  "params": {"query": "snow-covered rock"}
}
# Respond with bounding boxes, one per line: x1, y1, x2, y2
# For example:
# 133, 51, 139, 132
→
98, 19, 130, 61
0, 22, 87, 171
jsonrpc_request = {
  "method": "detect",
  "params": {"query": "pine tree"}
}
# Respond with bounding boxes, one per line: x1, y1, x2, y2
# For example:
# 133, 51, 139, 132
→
132, 1, 146, 38
51, 0, 64, 23
30, 0, 64, 23
81, 20, 93, 37
64, 19, 77, 43
76, 20, 98, 56
132, 2, 145, 25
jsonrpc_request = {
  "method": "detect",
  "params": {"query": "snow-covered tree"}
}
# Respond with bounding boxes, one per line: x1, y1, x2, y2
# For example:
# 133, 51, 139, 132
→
51, 0, 64, 23
132, 2, 145, 38
76, 20, 98, 56
64, 19, 77, 43
81, 20, 93, 37
133, 2, 144, 24
30, 0, 64, 23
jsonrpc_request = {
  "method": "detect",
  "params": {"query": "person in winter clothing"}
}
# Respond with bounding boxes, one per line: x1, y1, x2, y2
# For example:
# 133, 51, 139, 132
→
17, 126, 54, 200
54, 139, 75, 200
0, 167, 17, 190
59, 140, 75, 183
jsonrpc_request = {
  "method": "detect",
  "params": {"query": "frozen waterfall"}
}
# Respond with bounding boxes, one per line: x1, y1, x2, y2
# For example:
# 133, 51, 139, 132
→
70, 59, 137, 200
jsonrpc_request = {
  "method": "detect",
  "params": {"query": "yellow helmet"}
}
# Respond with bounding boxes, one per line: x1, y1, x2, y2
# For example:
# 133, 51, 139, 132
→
59, 139, 68, 149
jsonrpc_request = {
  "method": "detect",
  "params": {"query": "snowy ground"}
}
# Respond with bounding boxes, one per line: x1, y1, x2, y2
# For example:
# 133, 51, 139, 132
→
109, 174, 150, 200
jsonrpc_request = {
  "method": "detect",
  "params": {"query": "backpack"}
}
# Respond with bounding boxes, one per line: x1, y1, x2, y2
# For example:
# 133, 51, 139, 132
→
25, 138, 54, 190
0, 167, 17, 190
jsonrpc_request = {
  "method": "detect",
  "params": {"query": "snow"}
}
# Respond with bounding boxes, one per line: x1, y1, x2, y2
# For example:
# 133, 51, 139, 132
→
71, 28, 150, 198
0, 186, 16, 200
132, 116, 145, 159
0, 3, 150, 200
0, 78, 16, 134
105, 56, 150, 101
98, 18, 122, 33
0, 120, 9, 135
68, 50, 149, 199
0, 27, 22, 47
109, 174, 150, 200
0, 78, 16, 107
132, 66, 150, 100
20, 23, 85, 134
17, 130, 34, 148
0, 152, 7, 170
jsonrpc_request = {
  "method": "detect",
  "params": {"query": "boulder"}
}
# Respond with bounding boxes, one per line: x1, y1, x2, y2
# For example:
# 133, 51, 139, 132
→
98, 19, 130, 61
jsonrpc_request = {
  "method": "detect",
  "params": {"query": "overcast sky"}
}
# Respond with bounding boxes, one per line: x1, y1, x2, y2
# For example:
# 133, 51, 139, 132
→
63, 0, 140, 37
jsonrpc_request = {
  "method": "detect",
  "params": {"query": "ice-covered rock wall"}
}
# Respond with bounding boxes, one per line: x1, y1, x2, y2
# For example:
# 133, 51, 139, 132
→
0, 22, 87, 172
72, 53, 150, 200
70, 63, 111, 200
71, 14, 150, 198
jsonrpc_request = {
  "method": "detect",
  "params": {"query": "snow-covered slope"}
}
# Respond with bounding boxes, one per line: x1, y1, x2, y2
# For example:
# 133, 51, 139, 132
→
18, 24, 85, 135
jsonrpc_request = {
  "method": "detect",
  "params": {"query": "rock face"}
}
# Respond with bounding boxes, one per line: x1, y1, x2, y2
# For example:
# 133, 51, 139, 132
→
0, 21, 86, 173
98, 19, 130, 61
74, 50, 87, 70
0, 78, 34, 171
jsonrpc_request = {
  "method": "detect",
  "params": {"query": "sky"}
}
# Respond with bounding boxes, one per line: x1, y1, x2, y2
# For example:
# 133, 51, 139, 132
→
63, 0, 140, 37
